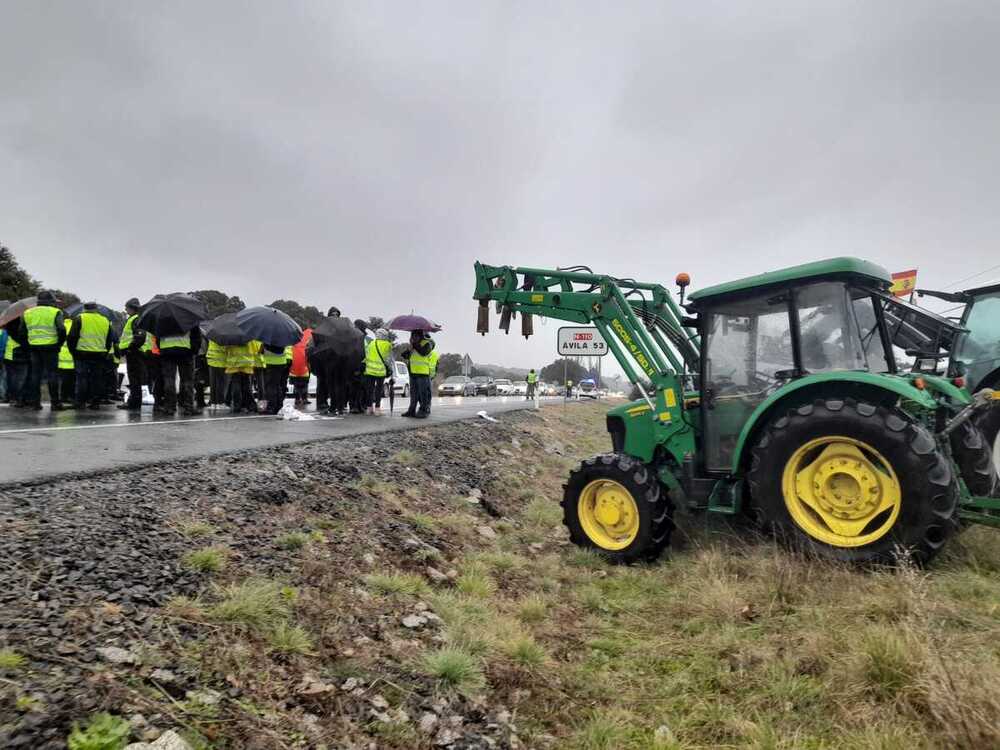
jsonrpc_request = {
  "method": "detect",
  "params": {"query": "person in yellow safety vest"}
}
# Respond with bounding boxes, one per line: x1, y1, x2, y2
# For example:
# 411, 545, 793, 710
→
192, 330, 210, 410
2, 329, 29, 407
426, 346, 440, 415
57, 318, 76, 409
261, 343, 288, 414
281, 344, 293, 408
158, 325, 202, 416
68, 302, 113, 410
250, 339, 265, 406
526, 369, 538, 400
224, 341, 256, 413
17, 290, 67, 411
402, 331, 435, 419
117, 298, 147, 411
363, 329, 394, 416
102, 321, 122, 406
205, 338, 228, 409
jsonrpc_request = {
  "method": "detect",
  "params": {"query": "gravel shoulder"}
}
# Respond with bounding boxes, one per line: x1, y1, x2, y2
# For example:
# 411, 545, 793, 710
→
0, 406, 571, 749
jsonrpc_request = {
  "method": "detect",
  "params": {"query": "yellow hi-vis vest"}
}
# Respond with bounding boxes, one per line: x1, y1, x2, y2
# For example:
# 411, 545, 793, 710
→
159, 333, 191, 351
3, 337, 17, 362
262, 347, 286, 366
428, 349, 439, 378
527, 372, 537, 384
120, 314, 138, 349
77, 312, 111, 353
409, 349, 431, 375
206, 340, 227, 368
364, 339, 392, 377
284, 345, 294, 363
24, 306, 60, 346
58, 320, 74, 370
225, 343, 255, 374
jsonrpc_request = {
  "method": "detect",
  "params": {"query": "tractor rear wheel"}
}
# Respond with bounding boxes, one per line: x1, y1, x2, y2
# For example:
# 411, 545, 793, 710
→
749, 398, 958, 565
562, 453, 672, 564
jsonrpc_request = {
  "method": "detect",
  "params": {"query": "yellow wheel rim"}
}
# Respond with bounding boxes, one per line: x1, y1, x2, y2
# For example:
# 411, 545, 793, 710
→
577, 479, 640, 550
781, 436, 902, 548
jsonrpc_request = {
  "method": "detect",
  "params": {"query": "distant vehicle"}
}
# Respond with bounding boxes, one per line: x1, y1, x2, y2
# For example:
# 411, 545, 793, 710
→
390, 360, 410, 398
494, 378, 514, 395
578, 378, 599, 399
438, 375, 476, 397
512, 380, 529, 396
472, 375, 497, 396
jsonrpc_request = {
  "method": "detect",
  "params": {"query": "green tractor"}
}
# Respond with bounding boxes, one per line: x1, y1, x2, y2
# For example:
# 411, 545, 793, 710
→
914, 282, 1000, 477
474, 258, 1000, 565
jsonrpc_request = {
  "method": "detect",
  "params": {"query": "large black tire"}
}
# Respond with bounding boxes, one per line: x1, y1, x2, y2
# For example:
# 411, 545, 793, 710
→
748, 398, 958, 566
562, 453, 673, 564
950, 419, 998, 498
971, 407, 1000, 484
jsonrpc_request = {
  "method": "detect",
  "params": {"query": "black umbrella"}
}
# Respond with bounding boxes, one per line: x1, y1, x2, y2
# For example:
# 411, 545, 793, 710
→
311, 316, 365, 356
205, 312, 253, 346
233, 306, 302, 348
63, 302, 116, 320
136, 293, 208, 337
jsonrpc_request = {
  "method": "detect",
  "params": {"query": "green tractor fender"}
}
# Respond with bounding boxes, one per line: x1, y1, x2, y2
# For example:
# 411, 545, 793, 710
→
729, 371, 940, 474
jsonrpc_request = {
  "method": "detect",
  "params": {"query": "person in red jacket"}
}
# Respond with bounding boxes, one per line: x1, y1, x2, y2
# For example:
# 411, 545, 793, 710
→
289, 328, 312, 408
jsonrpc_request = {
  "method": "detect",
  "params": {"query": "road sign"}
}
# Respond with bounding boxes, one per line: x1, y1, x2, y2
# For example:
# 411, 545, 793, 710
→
557, 326, 609, 357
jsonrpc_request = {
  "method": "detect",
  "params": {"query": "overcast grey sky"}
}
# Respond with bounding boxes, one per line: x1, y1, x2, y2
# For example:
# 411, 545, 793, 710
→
3, 1, 999, 371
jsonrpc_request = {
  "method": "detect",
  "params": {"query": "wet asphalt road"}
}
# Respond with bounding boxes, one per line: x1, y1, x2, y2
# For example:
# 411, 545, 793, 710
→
0, 396, 561, 486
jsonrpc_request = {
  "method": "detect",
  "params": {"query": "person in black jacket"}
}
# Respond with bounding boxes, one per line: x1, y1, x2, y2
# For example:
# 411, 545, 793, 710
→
158, 326, 202, 417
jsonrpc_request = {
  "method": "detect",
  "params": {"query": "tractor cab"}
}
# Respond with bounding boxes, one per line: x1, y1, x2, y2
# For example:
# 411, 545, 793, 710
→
687, 258, 898, 471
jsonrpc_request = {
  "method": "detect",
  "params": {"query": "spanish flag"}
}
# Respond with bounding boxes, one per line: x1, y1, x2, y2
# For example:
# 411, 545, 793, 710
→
890, 269, 918, 298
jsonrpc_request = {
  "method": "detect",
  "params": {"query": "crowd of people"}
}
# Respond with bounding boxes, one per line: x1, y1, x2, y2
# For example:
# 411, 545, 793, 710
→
0, 293, 441, 419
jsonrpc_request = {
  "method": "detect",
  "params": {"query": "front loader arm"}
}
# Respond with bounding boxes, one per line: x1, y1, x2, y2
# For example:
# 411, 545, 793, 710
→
473, 262, 699, 440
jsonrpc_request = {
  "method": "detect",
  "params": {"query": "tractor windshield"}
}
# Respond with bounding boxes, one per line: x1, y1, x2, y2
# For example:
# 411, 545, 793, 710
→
954, 289, 1000, 389
702, 281, 891, 470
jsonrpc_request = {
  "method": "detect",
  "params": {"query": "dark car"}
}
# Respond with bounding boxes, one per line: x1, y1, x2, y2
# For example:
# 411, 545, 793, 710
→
472, 375, 497, 396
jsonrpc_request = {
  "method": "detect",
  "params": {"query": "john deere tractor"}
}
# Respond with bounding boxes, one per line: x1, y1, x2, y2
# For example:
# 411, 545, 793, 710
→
914, 282, 1000, 479
474, 258, 1000, 565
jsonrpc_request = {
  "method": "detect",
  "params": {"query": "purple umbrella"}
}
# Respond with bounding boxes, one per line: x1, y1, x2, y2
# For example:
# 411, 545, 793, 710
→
387, 314, 442, 332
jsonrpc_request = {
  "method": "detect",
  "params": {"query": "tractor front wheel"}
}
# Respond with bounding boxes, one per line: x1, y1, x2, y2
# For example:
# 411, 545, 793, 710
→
950, 419, 998, 498
749, 398, 958, 565
562, 453, 673, 564
971, 407, 1000, 487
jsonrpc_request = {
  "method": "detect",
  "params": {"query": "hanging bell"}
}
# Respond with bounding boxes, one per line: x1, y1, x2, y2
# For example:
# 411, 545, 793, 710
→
477, 301, 490, 335
499, 305, 513, 334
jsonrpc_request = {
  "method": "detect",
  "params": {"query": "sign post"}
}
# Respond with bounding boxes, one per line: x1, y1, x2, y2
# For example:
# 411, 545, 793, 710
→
557, 327, 609, 410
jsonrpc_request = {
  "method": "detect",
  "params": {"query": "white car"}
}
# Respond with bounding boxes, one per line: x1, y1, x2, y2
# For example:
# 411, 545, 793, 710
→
388, 360, 410, 398
512, 381, 529, 396
493, 378, 514, 395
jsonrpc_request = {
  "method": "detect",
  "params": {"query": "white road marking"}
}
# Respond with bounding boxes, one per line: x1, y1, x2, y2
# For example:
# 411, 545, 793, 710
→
0, 413, 343, 435
0, 397, 554, 437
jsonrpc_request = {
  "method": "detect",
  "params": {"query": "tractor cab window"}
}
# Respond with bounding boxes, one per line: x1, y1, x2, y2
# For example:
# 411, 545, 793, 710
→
955, 290, 1000, 388
795, 282, 891, 373
702, 293, 794, 470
